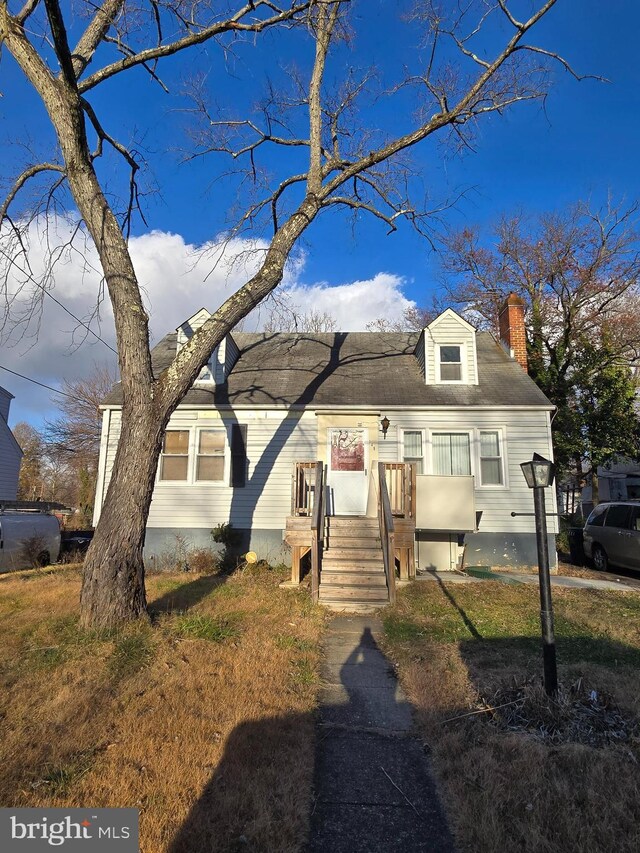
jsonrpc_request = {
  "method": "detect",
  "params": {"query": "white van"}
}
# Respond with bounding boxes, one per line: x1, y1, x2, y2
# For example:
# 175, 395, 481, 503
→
0, 511, 61, 572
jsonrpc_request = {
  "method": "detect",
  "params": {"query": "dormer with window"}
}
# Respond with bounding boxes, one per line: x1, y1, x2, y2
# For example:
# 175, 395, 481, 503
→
416, 308, 478, 386
176, 308, 239, 386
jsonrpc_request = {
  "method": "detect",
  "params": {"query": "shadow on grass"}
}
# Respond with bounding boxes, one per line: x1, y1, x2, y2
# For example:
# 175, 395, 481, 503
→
433, 573, 482, 639
168, 625, 456, 853
148, 573, 231, 615
460, 633, 640, 678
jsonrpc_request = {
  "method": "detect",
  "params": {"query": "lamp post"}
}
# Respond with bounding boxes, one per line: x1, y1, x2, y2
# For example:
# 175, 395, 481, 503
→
520, 453, 558, 696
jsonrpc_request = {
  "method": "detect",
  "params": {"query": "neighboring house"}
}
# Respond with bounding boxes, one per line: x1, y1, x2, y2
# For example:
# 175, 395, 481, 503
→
581, 458, 640, 518
94, 296, 558, 604
0, 386, 23, 501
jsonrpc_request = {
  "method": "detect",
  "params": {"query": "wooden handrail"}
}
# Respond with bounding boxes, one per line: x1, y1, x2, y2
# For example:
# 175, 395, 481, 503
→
310, 461, 324, 604
378, 461, 396, 604
292, 461, 317, 516
380, 462, 416, 519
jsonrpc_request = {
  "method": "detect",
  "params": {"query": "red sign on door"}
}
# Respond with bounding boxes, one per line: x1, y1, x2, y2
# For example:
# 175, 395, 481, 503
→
330, 429, 365, 472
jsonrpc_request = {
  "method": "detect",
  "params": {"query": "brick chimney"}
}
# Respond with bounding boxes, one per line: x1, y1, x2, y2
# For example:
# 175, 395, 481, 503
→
498, 293, 527, 372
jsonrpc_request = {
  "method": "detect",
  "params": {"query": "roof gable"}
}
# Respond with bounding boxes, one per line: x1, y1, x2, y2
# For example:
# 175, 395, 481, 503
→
426, 308, 476, 333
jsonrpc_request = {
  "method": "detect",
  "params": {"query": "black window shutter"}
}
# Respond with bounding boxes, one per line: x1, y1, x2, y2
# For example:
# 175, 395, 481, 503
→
231, 424, 247, 487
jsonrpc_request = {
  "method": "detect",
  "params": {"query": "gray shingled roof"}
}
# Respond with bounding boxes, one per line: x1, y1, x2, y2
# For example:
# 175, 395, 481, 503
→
102, 330, 552, 408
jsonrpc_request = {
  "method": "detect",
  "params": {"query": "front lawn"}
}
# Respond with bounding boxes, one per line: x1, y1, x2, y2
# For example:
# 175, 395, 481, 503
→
0, 564, 325, 853
382, 580, 640, 853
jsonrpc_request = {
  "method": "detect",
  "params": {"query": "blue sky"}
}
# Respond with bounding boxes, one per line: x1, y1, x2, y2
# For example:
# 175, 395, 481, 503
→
1, 0, 639, 425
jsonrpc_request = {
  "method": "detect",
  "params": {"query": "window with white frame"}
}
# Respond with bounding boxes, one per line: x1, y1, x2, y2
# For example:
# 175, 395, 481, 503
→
160, 430, 189, 481
432, 432, 471, 476
438, 345, 463, 382
196, 429, 226, 481
402, 430, 424, 474
479, 430, 504, 486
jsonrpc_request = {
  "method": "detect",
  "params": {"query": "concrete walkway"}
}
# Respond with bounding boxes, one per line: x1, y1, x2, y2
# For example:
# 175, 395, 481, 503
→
416, 570, 640, 593
308, 615, 456, 853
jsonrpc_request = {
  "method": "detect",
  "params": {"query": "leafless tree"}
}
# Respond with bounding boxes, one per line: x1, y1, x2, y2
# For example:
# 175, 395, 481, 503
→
1, 0, 586, 627
44, 364, 116, 460
440, 200, 640, 375
262, 291, 337, 332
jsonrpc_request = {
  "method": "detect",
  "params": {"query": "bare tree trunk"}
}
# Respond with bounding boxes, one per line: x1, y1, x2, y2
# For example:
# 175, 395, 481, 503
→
591, 470, 600, 509
80, 403, 165, 628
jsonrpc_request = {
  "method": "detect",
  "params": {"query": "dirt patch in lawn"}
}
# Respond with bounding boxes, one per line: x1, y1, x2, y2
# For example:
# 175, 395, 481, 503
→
0, 564, 326, 853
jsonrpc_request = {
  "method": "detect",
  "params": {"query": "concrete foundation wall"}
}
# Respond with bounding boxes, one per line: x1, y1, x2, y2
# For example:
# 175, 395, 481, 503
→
143, 526, 289, 569
462, 531, 557, 570
144, 526, 556, 573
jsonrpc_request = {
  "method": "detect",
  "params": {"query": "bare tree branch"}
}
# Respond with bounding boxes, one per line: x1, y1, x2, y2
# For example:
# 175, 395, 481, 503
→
78, 1, 314, 92
0, 162, 65, 224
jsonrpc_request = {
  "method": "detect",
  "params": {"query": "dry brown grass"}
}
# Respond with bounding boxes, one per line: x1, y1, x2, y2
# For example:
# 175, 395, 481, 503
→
0, 564, 326, 852
382, 580, 640, 853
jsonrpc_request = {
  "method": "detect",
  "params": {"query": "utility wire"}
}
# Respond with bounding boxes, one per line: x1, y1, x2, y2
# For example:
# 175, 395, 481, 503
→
1, 251, 118, 354
0, 364, 79, 401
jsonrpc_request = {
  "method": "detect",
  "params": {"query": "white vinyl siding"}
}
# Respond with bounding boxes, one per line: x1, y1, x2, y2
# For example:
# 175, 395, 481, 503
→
95, 408, 317, 531
379, 408, 557, 534
424, 310, 478, 385
94, 406, 556, 537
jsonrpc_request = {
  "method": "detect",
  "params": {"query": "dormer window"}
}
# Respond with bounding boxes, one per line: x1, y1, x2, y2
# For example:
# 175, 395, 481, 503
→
438, 345, 463, 382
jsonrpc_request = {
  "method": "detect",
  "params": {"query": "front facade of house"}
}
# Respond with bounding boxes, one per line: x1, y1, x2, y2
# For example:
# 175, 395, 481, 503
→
94, 302, 558, 576
0, 386, 22, 502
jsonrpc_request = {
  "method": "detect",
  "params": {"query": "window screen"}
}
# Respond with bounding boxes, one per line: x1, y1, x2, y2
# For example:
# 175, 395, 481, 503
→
432, 433, 471, 476
160, 430, 189, 480
479, 430, 503, 485
196, 430, 225, 481
440, 345, 462, 381
403, 430, 424, 474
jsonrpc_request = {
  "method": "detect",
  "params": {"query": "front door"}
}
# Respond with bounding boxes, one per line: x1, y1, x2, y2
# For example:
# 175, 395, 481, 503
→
327, 428, 368, 515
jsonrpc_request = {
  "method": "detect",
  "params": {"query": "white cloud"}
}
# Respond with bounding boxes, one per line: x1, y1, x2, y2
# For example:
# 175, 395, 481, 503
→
0, 217, 414, 425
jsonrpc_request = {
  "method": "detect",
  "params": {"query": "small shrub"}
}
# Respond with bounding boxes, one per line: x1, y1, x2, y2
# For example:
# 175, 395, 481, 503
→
174, 613, 243, 643
210, 522, 240, 547
187, 548, 221, 575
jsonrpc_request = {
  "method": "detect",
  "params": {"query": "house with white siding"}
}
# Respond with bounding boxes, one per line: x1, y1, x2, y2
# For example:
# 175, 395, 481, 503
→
0, 386, 23, 501
94, 296, 557, 608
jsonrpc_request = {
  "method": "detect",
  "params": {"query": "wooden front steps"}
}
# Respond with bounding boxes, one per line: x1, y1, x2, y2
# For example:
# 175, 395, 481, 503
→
319, 516, 389, 612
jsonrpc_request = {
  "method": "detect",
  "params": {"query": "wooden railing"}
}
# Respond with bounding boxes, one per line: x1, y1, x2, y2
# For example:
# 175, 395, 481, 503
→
378, 461, 396, 604
310, 462, 325, 604
292, 461, 318, 516
381, 462, 416, 518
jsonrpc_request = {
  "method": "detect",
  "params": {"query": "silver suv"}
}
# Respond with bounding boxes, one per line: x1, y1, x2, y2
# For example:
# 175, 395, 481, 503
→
583, 501, 640, 572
